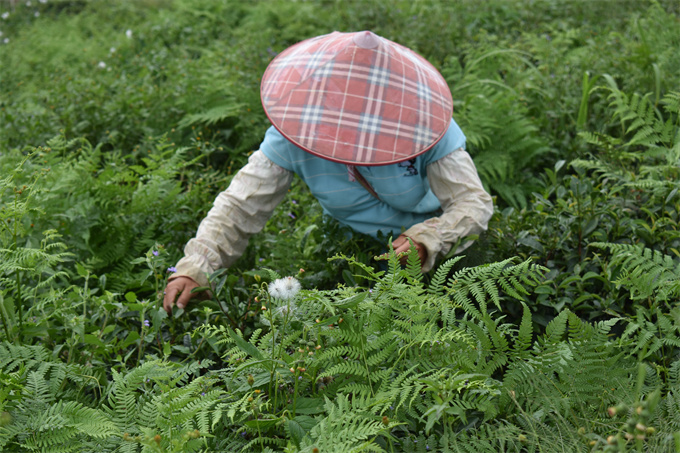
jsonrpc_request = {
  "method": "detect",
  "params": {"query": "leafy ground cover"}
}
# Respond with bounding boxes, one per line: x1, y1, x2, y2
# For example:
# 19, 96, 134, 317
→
1, 0, 680, 451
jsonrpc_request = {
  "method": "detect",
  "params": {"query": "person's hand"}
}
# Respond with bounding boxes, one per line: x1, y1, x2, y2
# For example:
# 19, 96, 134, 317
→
391, 234, 428, 266
162, 276, 205, 314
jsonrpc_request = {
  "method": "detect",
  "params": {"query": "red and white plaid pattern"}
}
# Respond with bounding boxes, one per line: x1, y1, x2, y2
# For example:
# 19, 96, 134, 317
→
261, 31, 453, 166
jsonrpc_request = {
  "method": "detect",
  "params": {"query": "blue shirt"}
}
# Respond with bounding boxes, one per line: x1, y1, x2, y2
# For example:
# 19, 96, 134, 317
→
260, 119, 466, 238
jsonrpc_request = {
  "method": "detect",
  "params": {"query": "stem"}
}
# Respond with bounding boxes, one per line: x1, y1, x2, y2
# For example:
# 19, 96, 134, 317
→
0, 296, 12, 340
137, 307, 147, 364
82, 272, 89, 319
360, 336, 374, 397
12, 194, 23, 344
292, 371, 299, 417
268, 308, 277, 411
97, 312, 109, 340
15, 271, 23, 344
154, 271, 164, 351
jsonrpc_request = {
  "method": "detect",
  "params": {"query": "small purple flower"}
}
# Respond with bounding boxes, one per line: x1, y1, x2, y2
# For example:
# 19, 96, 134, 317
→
152, 250, 159, 256
167, 266, 177, 273
288, 213, 296, 219
298, 376, 303, 380
292, 200, 298, 204
201, 392, 206, 396
144, 320, 150, 327
259, 258, 264, 262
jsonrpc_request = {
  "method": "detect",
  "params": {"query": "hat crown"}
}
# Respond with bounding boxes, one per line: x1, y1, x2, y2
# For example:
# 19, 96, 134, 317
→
353, 31, 380, 49
261, 31, 453, 166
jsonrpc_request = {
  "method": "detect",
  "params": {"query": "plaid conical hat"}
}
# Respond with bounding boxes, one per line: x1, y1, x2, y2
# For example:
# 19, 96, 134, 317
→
261, 31, 453, 166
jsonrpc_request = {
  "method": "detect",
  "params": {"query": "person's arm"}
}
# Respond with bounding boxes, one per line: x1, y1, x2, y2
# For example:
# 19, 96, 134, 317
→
399, 148, 494, 272
163, 150, 294, 312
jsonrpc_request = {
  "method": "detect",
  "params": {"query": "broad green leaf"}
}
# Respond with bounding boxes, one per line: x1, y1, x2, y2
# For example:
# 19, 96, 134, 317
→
285, 415, 317, 447
227, 327, 264, 360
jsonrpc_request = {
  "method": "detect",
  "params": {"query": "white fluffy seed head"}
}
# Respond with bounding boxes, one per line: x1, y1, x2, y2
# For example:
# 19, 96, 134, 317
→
268, 276, 301, 301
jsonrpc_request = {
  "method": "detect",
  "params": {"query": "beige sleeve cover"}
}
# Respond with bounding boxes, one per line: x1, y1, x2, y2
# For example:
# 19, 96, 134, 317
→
402, 148, 494, 272
170, 150, 294, 287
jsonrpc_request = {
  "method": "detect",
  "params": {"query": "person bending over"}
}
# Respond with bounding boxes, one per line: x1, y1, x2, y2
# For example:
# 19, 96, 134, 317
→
163, 31, 494, 313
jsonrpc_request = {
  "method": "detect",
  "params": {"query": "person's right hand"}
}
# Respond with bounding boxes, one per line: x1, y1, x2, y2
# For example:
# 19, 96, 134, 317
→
163, 276, 203, 314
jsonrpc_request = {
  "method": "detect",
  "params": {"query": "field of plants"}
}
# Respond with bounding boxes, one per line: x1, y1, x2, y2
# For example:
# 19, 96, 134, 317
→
1, 0, 680, 451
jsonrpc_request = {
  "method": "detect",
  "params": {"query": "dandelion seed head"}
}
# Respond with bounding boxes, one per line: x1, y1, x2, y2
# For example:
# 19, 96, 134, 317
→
97, 61, 106, 69
3, 38, 9, 44
34, 11, 39, 17
125, 29, 133, 39
1, 13, 8, 20
268, 276, 300, 300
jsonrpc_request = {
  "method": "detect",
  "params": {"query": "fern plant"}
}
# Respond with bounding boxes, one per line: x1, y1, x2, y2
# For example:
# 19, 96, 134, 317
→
0, 151, 74, 344
441, 46, 551, 208
0, 342, 226, 453
200, 246, 549, 451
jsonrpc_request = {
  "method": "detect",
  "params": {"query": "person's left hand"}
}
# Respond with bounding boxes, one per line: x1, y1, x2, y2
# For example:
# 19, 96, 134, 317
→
392, 234, 428, 266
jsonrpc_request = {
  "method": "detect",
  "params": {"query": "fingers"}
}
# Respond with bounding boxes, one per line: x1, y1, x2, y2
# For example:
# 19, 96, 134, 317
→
394, 235, 416, 252
163, 284, 179, 314
390, 235, 427, 266
176, 288, 193, 310
390, 235, 412, 264
162, 277, 200, 314
391, 235, 409, 253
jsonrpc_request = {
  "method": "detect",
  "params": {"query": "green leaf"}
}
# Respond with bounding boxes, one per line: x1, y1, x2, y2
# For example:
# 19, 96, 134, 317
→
124, 292, 137, 303
243, 417, 282, 430
583, 217, 600, 236
120, 331, 140, 349
101, 325, 116, 336
516, 302, 533, 353
285, 415, 317, 447
226, 327, 264, 360
289, 397, 325, 415
235, 369, 275, 391
517, 237, 544, 253
75, 262, 89, 278
333, 292, 367, 309
84, 334, 105, 347
151, 307, 168, 325
534, 285, 555, 295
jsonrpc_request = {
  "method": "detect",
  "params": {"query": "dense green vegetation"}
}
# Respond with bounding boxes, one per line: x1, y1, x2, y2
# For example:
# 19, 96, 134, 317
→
1, 0, 680, 451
